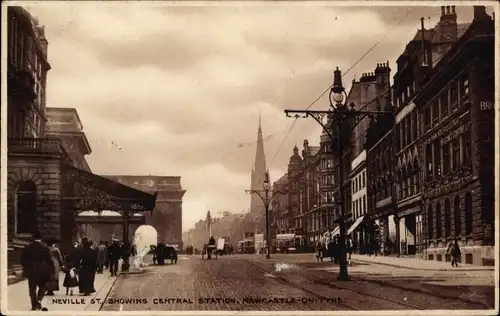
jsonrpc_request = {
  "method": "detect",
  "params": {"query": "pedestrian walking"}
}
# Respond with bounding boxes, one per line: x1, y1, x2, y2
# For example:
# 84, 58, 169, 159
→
63, 267, 78, 296
447, 239, 461, 267
20, 231, 54, 311
45, 238, 65, 295
96, 240, 107, 274
78, 238, 97, 295
104, 240, 110, 270
107, 239, 121, 276
346, 236, 354, 265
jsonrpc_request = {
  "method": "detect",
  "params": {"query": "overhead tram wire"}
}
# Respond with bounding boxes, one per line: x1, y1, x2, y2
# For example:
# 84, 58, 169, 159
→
268, 8, 414, 168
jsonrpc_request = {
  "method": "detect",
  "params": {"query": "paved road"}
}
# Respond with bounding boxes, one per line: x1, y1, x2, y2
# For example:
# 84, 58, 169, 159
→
100, 256, 348, 311
100, 254, 495, 311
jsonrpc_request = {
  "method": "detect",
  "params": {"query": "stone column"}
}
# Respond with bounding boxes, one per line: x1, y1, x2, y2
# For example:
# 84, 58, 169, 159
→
394, 215, 401, 257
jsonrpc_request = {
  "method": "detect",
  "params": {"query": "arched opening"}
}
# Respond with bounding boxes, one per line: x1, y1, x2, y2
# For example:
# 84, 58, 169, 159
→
435, 202, 442, 238
427, 203, 433, 239
465, 193, 473, 235
16, 181, 37, 235
444, 199, 451, 237
454, 196, 462, 236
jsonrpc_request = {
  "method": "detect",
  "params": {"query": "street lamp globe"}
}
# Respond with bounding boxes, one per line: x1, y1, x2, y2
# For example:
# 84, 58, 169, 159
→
263, 180, 271, 191
331, 91, 345, 105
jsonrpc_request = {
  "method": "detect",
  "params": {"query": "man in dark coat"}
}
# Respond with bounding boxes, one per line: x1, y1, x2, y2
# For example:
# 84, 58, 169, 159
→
107, 239, 121, 276
447, 239, 462, 267
78, 238, 98, 295
21, 231, 54, 311
96, 240, 107, 274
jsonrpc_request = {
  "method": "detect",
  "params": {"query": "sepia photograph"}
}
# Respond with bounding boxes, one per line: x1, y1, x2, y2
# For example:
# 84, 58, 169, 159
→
0, 0, 498, 314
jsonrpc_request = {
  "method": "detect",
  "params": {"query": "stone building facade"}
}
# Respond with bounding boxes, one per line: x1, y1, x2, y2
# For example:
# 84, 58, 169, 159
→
104, 176, 186, 249
6, 6, 157, 273
347, 64, 390, 252
416, 6, 495, 265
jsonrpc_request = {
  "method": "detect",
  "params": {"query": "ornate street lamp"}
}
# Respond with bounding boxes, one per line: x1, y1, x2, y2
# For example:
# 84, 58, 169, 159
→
285, 67, 391, 280
246, 172, 286, 259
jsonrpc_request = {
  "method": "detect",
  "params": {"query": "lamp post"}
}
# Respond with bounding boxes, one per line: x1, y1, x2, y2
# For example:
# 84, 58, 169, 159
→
246, 172, 285, 259
284, 67, 391, 280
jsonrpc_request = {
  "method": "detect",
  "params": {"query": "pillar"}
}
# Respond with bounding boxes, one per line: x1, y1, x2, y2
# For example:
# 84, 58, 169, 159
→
394, 215, 401, 257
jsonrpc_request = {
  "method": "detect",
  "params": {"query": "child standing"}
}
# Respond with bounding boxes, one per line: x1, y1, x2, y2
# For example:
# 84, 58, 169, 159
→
63, 267, 78, 295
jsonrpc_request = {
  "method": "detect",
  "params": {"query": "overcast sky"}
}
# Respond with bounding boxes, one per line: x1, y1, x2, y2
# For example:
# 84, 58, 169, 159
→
18, 1, 488, 231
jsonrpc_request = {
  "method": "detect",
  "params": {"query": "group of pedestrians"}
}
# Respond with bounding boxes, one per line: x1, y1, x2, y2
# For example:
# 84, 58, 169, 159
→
315, 235, 354, 264
20, 231, 134, 311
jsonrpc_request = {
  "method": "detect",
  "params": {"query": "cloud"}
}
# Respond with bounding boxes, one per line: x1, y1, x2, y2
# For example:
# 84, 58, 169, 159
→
19, 2, 483, 232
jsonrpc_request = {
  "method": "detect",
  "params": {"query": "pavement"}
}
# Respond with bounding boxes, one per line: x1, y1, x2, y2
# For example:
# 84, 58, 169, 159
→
350, 254, 495, 271
6, 264, 121, 313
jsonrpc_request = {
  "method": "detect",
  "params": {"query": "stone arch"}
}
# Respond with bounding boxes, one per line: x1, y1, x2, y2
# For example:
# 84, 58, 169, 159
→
7, 167, 43, 189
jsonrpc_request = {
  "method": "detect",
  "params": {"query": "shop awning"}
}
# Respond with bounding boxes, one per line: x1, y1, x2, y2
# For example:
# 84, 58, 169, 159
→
62, 165, 157, 214
331, 226, 340, 236
347, 215, 365, 235
276, 234, 295, 240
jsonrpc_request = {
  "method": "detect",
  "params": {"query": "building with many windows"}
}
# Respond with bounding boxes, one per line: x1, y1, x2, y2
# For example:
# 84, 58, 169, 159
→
416, 6, 495, 265
347, 64, 391, 252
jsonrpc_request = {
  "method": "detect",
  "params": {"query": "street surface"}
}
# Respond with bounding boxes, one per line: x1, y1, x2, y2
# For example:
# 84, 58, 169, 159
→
100, 254, 495, 311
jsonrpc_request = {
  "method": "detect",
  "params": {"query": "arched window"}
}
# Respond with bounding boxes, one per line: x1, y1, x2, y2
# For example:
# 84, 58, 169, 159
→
444, 199, 451, 237
465, 193, 473, 234
16, 181, 37, 234
427, 203, 433, 239
454, 196, 461, 236
435, 202, 442, 238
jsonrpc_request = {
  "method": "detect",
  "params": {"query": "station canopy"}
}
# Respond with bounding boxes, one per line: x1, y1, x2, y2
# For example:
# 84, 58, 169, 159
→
62, 165, 157, 215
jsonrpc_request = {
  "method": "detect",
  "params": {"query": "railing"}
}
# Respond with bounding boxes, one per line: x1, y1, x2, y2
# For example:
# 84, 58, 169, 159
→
8, 138, 70, 159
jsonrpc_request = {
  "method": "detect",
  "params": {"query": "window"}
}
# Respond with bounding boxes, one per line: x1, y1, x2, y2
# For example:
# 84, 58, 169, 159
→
450, 81, 458, 109
460, 74, 469, 102
431, 99, 439, 124
440, 89, 449, 117
454, 196, 462, 236
406, 118, 411, 145
363, 196, 367, 215
444, 199, 451, 237
427, 203, 433, 239
424, 105, 431, 130
412, 112, 418, 141
327, 159, 333, 168
362, 172, 365, 187
465, 193, 473, 235
436, 202, 442, 238
442, 142, 450, 175
425, 143, 433, 180
433, 140, 441, 177
452, 138, 460, 171
462, 130, 471, 167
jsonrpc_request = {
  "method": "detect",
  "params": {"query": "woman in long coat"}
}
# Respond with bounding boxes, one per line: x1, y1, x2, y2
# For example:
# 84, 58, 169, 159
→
46, 238, 64, 295
78, 238, 98, 295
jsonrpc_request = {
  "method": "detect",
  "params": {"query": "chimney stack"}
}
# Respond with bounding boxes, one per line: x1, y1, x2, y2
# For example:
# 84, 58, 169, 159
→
451, 6, 456, 14
441, 6, 445, 15
473, 6, 491, 22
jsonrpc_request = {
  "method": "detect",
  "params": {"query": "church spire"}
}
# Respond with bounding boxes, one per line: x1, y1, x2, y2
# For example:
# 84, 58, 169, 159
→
250, 115, 268, 216
254, 115, 266, 174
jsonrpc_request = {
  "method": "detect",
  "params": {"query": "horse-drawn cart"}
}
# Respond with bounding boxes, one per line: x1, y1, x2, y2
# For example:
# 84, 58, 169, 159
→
202, 238, 225, 260
202, 244, 218, 260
